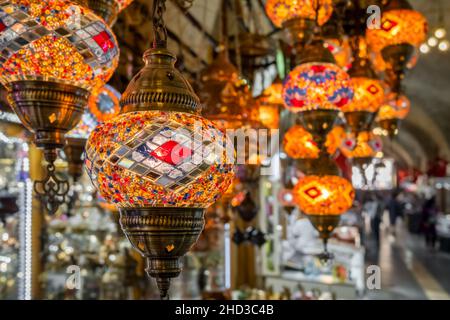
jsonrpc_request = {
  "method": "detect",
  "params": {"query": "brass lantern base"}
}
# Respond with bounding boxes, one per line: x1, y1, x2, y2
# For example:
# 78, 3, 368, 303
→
381, 43, 415, 93
378, 118, 401, 138
8, 80, 89, 150
300, 110, 340, 150
119, 207, 205, 299
307, 214, 341, 261
64, 137, 87, 181
8, 80, 89, 214
344, 111, 376, 134
283, 18, 316, 49
296, 156, 340, 176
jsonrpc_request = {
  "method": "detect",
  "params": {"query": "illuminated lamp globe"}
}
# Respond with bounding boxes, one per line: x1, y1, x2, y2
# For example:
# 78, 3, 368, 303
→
85, 47, 234, 298
283, 63, 353, 113
324, 38, 352, 70
366, 0, 427, 93
258, 78, 283, 129
293, 174, 355, 255
343, 65, 385, 134
283, 39, 353, 149
376, 93, 410, 138
265, 0, 333, 45
340, 131, 383, 166
283, 125, 345, 159
0, 0, 119, 213
65, 85, 121, 180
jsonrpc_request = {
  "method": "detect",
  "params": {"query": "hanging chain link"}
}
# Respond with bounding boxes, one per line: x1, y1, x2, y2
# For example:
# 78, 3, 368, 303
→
152, 0, 168, 47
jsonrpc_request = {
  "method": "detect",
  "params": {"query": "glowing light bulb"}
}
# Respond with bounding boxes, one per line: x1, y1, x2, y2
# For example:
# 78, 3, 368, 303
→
439, 40, 450, 52
428, 37, 438, 47
420, 44, 430, 54
435, 28, 446, 39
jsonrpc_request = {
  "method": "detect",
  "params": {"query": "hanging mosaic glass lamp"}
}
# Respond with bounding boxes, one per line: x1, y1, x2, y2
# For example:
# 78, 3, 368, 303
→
283, 124, 345, 162
265, 0, 333, 46
343, 37, 385, 134
282, 38, 353, 149
73, 0, 134, 26
340, 130, 383, 166
292, 151, 354, 259
85, 0, 234, 299
376, 92, 411, 138
257, 77, 283, 130
293, 172, 354, 256
366, 0, 427, 93
0, 0, 119, 214
65, 84, 121, 181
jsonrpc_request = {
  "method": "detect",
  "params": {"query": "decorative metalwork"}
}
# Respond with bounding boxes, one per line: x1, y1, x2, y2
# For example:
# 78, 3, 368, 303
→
34, 150, 70, 215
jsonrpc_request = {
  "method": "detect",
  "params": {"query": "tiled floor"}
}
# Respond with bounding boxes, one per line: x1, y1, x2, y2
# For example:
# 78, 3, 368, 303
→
364, 217, 450, 300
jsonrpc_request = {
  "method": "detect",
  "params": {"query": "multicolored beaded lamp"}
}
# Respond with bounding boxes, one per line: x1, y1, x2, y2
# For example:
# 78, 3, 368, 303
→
366, 0, 427, 93
85, 0, 234, 299
376, 93, 411, 138
283, 39, 353, 148
65, 84, 121, 180
265, 0, 333, 46
0, 0, 119, 213
73, 0, 134, 26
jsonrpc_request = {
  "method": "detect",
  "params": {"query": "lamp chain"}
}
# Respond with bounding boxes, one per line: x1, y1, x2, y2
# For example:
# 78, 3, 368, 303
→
152, 0, 168, 48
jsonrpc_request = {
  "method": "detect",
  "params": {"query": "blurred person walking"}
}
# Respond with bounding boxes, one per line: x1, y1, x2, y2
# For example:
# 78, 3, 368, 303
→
421, 196, 438, 249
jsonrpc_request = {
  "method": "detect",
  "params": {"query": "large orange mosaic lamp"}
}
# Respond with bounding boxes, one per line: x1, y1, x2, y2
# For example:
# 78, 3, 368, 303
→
283, 39, 353, 148
376, 92, 411, 138
0, 0, 119, 213
343, 40, 385, 134
265, 0, 333, 46
293, 157, 355, 259
85, 0, 234, 299
366, 0, 427, 93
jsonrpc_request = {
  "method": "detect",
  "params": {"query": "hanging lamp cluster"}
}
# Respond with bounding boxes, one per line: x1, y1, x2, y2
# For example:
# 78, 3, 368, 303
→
366, 0, 427, 137
265, 0, 356, 258
85, 0, 234, 299
262, 0, 428, 244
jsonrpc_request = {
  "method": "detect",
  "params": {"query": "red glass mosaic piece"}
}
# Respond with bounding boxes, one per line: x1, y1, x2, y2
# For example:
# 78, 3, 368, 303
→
93, 31, 114, 53
381, 19, 398, 32
151, 140, 192, 166
304, 186, 322, 200
367, 84, 380, 95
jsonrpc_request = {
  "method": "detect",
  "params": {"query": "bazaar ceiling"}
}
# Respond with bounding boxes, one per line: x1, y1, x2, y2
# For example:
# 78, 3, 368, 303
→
1, 0, 449, 171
